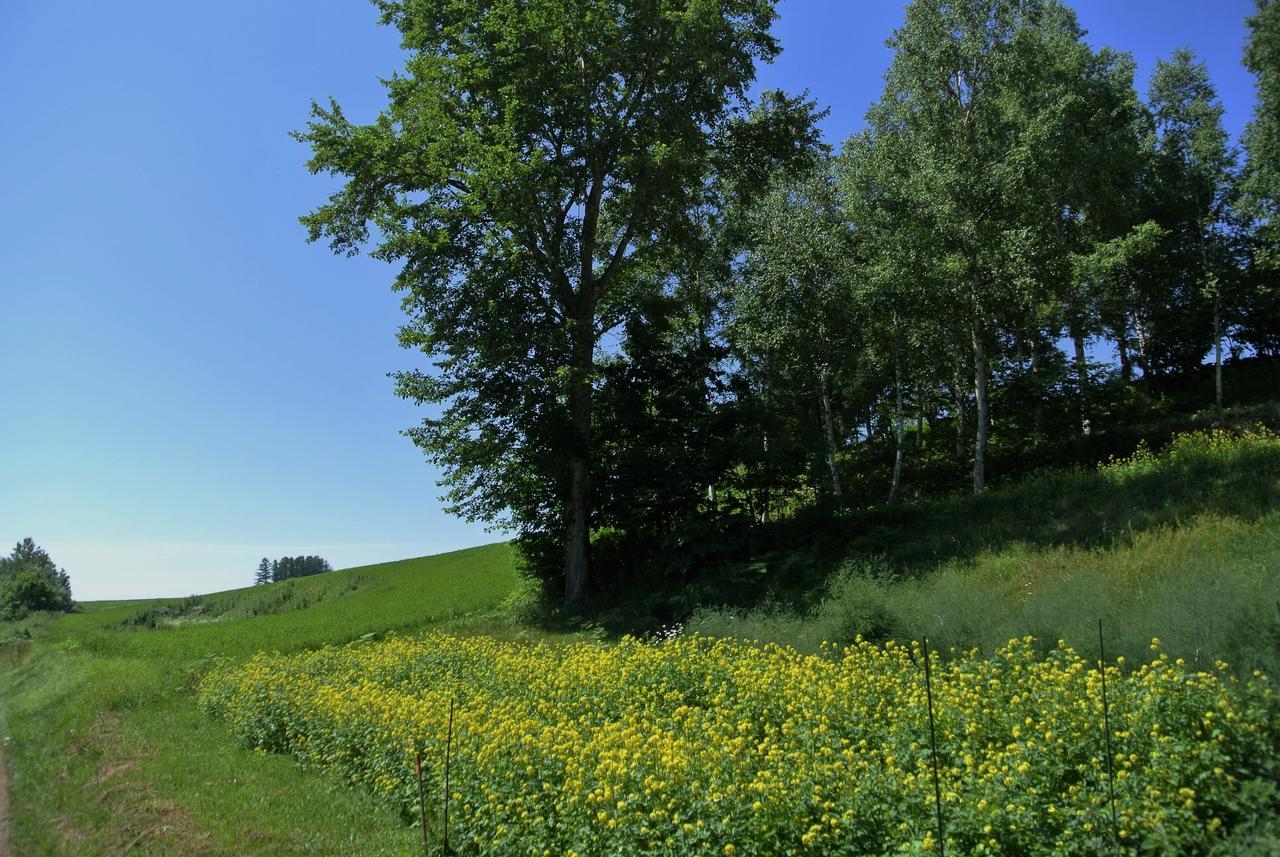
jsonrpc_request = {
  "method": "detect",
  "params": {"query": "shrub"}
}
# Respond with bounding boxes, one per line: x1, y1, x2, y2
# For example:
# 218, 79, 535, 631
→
0, 538, 72, 619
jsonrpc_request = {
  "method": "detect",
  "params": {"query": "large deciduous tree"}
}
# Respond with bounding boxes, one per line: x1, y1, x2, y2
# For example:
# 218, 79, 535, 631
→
297, 0, 795, 602
732, 160, 858, 505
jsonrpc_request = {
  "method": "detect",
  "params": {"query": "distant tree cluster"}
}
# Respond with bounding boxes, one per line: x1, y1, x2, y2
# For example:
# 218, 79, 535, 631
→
254, 555, 333, 585
303, 0, 1280, 604
0, 538, 73, 620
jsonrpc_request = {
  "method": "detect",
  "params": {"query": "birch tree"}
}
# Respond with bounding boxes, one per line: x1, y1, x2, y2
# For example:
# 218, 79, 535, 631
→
732, 162, 857, 504
1146, 50, 1237, 406
857, 0, 1098, 493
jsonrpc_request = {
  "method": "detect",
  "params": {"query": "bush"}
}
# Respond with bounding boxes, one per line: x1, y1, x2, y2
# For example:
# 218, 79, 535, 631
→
0, 538, 72, 619
0, 570, 66, 620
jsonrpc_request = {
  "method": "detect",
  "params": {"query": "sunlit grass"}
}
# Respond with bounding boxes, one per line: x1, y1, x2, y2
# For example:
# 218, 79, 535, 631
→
0, 543, 541, 855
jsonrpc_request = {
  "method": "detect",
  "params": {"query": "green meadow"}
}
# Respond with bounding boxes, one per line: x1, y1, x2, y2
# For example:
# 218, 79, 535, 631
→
0, 544, 543, 855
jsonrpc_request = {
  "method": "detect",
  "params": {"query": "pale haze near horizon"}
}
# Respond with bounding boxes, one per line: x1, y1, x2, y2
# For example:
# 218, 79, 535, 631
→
0, 0, 1257, 600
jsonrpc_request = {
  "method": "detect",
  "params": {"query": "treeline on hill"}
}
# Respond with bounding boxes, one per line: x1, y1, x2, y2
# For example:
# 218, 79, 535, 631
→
0, 538, 73, 620
300, 0, 1280, 605
254, 555, 333, 585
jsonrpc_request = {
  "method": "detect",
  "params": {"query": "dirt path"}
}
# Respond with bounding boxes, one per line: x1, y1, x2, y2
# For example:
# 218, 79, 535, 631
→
0, 738, 10, 857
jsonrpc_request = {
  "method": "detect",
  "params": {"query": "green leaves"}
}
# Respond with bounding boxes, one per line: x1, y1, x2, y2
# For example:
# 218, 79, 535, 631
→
0, 538, 72, 619
1240, 1, 1280, 271
298, 0, 800, 596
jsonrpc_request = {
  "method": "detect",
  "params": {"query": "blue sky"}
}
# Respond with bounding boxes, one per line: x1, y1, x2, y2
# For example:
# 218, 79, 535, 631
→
0, 0, 1259, 599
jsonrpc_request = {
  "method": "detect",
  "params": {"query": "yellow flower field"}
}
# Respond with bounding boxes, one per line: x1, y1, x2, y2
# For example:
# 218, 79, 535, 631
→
198, 633, 1278, 855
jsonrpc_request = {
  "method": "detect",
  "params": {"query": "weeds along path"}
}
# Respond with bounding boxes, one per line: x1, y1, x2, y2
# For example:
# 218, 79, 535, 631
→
0, 736, 10, 857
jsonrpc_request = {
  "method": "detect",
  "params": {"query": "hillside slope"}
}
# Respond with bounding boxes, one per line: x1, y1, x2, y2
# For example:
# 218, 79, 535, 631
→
0, 543, 532, 856
689, 428, 1280, 675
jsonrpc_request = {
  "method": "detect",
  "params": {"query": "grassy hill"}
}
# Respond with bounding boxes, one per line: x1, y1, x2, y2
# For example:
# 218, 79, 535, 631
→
0, 543, 543, 856
71, 542, 522, 654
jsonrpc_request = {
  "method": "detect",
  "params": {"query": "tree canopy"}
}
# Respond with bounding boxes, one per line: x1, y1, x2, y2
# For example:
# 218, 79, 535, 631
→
301, 0, 1276, 606
298, 0, 817, 601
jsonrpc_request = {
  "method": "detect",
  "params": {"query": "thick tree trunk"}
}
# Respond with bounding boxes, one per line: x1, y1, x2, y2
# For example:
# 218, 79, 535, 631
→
818, 368, 844, 502
1214, 300, 1223, 410
563, 312, 594, 604
889, 344, 905, 503
971, 311, 988, 495
564, 454, 590, 603
1072, 327, 1090, 437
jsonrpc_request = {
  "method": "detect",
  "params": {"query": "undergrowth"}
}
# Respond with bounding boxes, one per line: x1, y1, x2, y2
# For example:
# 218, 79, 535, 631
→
689, 429, 1280, 674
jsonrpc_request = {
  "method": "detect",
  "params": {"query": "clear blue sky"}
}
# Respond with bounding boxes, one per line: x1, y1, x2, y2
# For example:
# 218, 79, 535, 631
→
0, 0, 1258, 599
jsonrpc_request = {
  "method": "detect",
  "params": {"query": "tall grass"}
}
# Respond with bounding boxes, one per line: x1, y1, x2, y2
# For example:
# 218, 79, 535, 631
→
691, 429, 1280, 674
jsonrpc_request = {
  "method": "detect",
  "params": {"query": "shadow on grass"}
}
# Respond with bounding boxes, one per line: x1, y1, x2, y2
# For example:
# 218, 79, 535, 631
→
735, 428, 1280, 599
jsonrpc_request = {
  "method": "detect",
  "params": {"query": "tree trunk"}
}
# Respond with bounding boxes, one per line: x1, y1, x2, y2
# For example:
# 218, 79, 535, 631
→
563, 311, 594, 604
564, 453, 590, 602
1028, 330, 1043, 440
889, 340, 905, 503
1116, 323, 1132, 382
1132, 308, 1150, 376
819, 368, 843, 502
1214, 299, 1223, 410
1072, 326, 1090, 437
953, 351, 966, 464
915, 387, 925, 450
759, 432, 771, 524
972, 310, 988, 495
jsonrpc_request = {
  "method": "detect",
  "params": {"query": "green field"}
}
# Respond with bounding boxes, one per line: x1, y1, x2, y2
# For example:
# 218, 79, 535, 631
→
0, 543, 546, 855
3, 433, 1280, 854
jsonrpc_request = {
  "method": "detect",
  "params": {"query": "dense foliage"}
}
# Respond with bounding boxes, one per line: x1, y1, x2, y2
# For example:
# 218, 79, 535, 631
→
201, 632, 1280, 856
1240, 0, 1280, 272
299, 0, 1278, 605
0, 538, 72, 620
296, 0, 816, 602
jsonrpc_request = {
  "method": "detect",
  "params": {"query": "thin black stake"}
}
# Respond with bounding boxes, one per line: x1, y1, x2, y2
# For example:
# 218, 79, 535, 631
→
1098, 619, 1120, 852
414, 750, 430, 857
443, 696, 455, 855
922, 636, 946, 857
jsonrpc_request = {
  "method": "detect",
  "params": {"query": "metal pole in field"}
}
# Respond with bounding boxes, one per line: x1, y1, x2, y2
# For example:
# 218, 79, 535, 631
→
1097, 619, 1120, 851
443, 696, 455, 855
414, 750, 430, 857
922, 636, 946, 857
